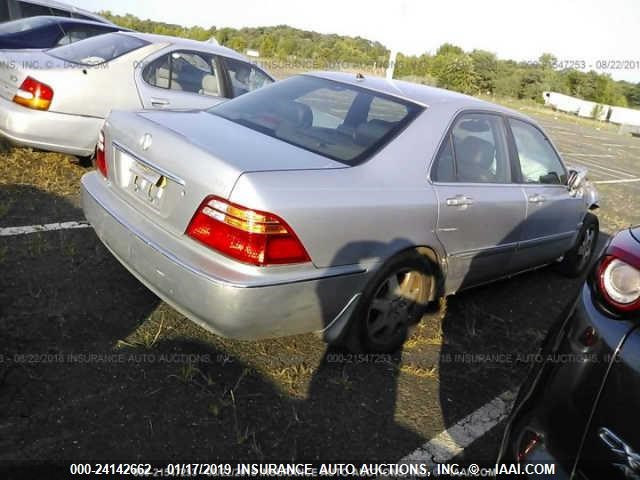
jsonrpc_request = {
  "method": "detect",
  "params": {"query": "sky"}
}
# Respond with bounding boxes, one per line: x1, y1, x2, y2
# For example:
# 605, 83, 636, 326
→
70, 0, 640, 82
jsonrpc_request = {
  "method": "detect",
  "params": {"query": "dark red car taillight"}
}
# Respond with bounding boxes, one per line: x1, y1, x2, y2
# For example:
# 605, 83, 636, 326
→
597, 254, 640, 313
13, 76, 54, 111
95, 130, 107, 178
517, 431, 542, 462
186, 196, 311, 266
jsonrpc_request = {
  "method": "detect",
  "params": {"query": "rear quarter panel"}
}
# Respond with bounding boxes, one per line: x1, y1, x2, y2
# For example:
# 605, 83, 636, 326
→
41, 43, 166, 117
230, 110, 446, 269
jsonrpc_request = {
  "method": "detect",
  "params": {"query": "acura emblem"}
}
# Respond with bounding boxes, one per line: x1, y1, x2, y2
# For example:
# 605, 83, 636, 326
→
140, 133, 153, 151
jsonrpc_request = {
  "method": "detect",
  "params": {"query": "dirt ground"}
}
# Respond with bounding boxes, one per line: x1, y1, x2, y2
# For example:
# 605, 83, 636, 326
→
0, 102, 638, 477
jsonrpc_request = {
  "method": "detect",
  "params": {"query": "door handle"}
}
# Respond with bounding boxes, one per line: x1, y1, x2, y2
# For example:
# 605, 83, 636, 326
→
151, 98, 170, 107
446, 195, 474, 207
528, 194, 546, 204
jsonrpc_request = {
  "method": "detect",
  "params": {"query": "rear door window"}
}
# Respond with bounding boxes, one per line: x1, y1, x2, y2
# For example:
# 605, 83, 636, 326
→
431, 113, 510, 183
222, 57, 273, 98
143, 51, 221, 97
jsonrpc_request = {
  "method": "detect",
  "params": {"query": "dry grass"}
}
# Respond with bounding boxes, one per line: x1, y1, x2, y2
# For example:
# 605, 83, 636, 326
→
398, 364, 438, 379
0, 147, 84, 199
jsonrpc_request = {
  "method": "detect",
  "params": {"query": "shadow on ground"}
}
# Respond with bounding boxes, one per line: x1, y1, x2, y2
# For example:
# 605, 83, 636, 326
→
0, 184, 608, 475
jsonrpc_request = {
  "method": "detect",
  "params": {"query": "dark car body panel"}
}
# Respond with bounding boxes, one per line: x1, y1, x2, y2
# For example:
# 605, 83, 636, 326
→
0, 0, 110, 24
0, 17, 125, 49
576, 324, 640, 478
499, 226, 640, 479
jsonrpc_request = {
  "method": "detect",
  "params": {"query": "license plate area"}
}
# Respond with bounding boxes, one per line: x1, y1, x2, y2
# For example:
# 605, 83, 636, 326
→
114, 145, 174, 211
129, 161, 167, 206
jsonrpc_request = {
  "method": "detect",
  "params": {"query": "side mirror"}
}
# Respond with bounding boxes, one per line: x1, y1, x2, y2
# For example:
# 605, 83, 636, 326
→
567, 168, 588, 191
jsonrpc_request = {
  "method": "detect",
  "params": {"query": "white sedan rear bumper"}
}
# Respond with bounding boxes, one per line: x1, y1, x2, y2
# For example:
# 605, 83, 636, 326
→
0, 96, 103, 156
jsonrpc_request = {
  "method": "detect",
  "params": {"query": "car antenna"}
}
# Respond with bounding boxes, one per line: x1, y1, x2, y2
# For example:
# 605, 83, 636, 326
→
356, 72, 365, 81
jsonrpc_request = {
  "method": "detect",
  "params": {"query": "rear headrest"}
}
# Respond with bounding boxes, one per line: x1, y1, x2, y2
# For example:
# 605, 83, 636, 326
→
201, 74, 219, 96
456, 136, 495, 169
278, 101, 313, 128
354, 120, 394, 147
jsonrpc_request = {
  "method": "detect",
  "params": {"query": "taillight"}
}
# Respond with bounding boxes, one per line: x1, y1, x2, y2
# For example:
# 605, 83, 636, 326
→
597, 255, 640, 312
517, 431, 542, 462
186, 196, 310, 266
95, 130, 107, 178
13, 76, 54, 111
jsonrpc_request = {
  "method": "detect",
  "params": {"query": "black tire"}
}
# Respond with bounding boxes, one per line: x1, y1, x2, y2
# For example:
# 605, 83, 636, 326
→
343, 250, 434, 353
76, 155, 94, 168
555, 212, 599, 278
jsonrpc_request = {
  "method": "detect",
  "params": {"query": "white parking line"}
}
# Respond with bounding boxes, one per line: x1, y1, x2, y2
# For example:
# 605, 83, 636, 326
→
565, 157, 638, 178
0, 221, 91, 237
562, 153, 615, 158
593, 178, 640, 184
398, 390, 516, 467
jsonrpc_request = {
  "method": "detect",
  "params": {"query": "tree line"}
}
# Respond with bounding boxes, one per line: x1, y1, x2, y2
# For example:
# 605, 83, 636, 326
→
102, 12, 640, 109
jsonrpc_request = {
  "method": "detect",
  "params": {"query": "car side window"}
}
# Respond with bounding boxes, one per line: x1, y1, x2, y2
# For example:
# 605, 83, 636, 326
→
510, 118, 567, 185
432, 136, 456, 182
143, 51, 221, 97
55, 28, 102, 46
223, 57, 274, 98
432, 113, 510, 184
19, 1, 71, 17
0, 1, 9, 22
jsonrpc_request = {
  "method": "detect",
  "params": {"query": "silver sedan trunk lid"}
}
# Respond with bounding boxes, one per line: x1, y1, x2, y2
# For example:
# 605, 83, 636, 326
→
104, 110, 345, 237
137, 110, 345, 172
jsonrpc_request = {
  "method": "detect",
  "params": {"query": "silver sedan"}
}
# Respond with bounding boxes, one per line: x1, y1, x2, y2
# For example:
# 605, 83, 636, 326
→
0, 31, 274, 158
81, 72, 600, 353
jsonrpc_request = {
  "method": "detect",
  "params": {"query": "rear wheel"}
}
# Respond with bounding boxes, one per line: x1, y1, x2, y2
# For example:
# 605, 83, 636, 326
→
344, 251, 434, 353
76, 155, 94, 168
556, 213, 599, 278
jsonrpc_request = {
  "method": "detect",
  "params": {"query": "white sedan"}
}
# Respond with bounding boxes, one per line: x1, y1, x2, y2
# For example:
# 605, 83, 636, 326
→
0, 31, 274, 158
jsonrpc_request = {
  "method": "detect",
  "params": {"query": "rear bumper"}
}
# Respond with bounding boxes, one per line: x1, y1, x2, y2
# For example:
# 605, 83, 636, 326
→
81, 172, 369, 340
0, 96, 102, 156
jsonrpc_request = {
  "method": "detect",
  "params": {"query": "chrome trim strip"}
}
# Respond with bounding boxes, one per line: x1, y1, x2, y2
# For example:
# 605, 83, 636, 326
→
448, 241, 519, 259
112, 141, 186, 186
320, 293, 362, 333
84, 181, 366, 289
517, 231, 575, 247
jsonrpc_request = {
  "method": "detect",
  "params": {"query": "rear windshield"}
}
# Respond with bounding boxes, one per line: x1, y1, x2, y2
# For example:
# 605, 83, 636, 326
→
209, 75, 423, 165
0, 16, 54, 34
48, 32, 148, 66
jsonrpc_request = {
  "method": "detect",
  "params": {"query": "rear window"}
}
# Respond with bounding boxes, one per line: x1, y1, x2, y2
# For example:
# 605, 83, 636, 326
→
209, 75, 423, 165
0, 16, 54, 34
48, 32, 149, 66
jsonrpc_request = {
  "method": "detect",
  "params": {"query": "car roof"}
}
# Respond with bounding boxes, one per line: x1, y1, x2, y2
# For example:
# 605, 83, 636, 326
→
307, 71, 530, 120
21, 0, 112, 23
120, 31, 248, 62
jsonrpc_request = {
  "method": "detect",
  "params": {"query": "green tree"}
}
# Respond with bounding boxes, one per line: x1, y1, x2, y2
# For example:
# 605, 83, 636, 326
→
431, 52, 478, 94
436, 43, 464, 56
470, 49, 498, 93
259, 34, 276, 58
